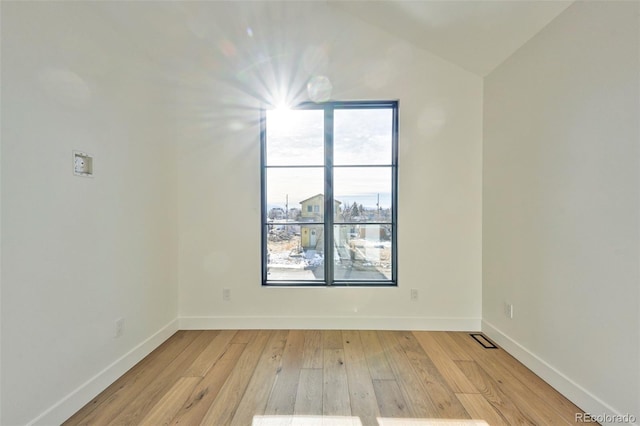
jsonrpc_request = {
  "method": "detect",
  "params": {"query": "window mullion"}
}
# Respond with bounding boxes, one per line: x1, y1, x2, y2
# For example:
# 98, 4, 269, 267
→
324, 106, 334, 285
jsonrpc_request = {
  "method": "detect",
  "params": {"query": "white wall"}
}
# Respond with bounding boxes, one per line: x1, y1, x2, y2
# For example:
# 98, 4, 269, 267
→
5, 1, 637, 424
175, 2, 483, 330
483, 1, 639, 422
1, 3, 179, 425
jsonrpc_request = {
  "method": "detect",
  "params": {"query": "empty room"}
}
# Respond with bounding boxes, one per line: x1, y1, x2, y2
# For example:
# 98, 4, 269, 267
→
1, 0, 638, 425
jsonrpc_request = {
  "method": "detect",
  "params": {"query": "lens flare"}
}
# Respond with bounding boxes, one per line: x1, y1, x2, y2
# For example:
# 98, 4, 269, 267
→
307, 75, 332, 103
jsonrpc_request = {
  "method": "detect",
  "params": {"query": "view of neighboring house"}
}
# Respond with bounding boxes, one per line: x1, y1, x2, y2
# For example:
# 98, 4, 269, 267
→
299, 194, 341, 249
299, 193, 341, 221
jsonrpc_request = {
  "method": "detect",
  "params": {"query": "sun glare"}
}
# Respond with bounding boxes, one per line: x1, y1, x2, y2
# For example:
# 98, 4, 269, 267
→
266, 104, 294, 133
252, 416, 490, 426
377, 419, 490, 426
274, 101, 291, 113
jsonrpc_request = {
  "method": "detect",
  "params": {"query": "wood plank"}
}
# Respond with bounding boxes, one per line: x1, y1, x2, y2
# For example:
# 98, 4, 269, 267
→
323, 349, 351, 417
372, 379, 410, 418
199, 330, 272, 425
69, 331, 208, 425
294, 368, 323, 416
359, 330, 395, 380
481, 339, 584, 421
138, 377, 201, 426
431, 331, 474, 361
232, 329, 259, 344
412, 331, 478, 394
395, 331, 470, 419
456, 360, 536, 425
376, 331, 439, 418
342, 330, 380, 426
63, 331, 198, 425
450, 333, 574, 425
264, 330, 306, 416
168, 343, 246, 425
107, 330, 219, 425
183, 330, 236, 377
456, 393, 509, 426
322, 330, 343, 349
302, 330, 323, 368
231, 330, 289, 426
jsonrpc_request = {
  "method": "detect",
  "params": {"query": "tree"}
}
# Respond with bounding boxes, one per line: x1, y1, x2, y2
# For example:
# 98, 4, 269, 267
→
268, 207, 284, 219
351, 202, 360, 217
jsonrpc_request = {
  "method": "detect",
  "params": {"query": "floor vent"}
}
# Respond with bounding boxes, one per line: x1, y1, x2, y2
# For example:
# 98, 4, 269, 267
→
470, 333, 498, 349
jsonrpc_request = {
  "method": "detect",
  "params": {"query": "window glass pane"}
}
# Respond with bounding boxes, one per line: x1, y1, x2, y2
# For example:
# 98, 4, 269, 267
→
267, 225, 324, 281
334, 108, 393, 165
266, 168, 323, 223
334, 167, 392, 223
262, 101, 397, 287
266, 109, 324, 166
333, 224, 392, 281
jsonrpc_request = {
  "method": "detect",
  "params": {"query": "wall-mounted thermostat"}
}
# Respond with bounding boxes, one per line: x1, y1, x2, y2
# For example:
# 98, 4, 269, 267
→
73, 151, 93, 177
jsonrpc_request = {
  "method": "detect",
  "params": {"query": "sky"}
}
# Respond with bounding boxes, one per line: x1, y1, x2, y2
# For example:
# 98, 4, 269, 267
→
265, 107, 394, 210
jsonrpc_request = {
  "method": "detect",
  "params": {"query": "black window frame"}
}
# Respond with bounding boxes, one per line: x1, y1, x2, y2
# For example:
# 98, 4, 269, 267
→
261, 100, 398, 287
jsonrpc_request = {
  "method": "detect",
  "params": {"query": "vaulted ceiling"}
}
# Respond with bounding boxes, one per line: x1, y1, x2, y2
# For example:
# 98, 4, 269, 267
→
94, 0, 574, 78
331, 1, 574, 76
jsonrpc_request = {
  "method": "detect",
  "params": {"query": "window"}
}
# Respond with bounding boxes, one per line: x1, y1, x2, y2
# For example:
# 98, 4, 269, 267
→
261, 100, 398, 286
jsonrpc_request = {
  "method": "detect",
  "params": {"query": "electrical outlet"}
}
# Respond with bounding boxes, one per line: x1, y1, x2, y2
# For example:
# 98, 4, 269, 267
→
410, 288, 419, 301
504, 302, 514, 319
114, 317, 125, 338
222, 288, 231, 302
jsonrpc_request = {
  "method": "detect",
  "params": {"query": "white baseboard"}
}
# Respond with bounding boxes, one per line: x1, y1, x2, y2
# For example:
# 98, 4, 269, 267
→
179, 316, 481, 331
28, 318, 180, 426
482, 320, 638, 426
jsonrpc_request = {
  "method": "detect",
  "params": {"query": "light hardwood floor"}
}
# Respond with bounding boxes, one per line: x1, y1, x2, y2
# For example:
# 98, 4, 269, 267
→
63, 330, 586, 425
